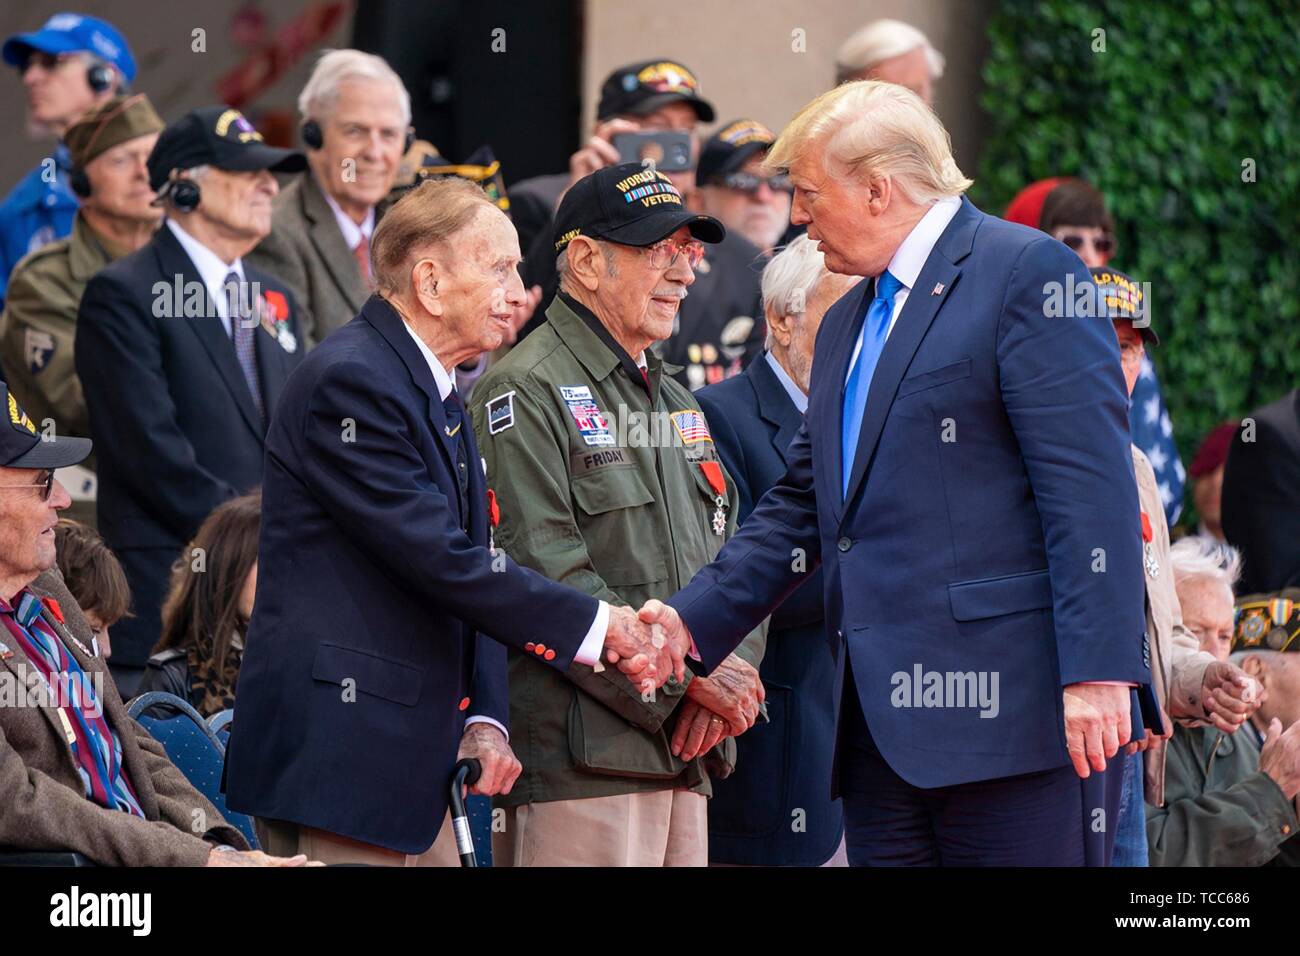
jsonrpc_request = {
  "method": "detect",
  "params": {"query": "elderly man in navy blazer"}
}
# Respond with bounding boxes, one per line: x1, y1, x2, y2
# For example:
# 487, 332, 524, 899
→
226, 178, 680, 865
640, 81, 1159, 866
696, 235, 855, 866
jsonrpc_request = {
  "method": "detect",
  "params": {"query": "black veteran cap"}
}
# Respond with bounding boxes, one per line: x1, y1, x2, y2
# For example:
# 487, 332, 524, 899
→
1090, 266, 1157, 346
147, 106, 307, 192
597, 59, 715, 122
0, 382, 90, 469
554, 162, 725, 254
697, 118, 777, 183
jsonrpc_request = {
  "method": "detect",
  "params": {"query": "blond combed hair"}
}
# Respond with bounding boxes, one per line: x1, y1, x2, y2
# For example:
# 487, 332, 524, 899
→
371, 177, 494, 296
765, 80, 972, 205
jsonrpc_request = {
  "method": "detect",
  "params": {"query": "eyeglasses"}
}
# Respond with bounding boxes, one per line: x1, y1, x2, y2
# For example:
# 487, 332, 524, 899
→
0, 469, 54, 501
646, 238, 705, 270
1060, 233, 1115, 255
715, 172, 793, 195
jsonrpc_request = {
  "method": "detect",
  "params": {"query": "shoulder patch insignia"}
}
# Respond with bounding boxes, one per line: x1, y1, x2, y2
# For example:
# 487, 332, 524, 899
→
558, 385, 614, 447
24, 327, 56, 374
486, 391, 516, 434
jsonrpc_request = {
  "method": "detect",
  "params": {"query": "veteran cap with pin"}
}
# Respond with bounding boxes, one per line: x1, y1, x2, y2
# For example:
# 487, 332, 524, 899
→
553, 162, 725, 255
0, 381, 91, 469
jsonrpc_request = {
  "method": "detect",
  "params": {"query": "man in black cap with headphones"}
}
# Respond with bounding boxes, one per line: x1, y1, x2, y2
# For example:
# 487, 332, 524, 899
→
74, 105, 306, 692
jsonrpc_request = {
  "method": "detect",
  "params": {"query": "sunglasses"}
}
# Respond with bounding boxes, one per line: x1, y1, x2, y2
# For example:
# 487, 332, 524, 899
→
0, 469, 55, 501
715, 172, 793, 195
1060, 233, 1115, 255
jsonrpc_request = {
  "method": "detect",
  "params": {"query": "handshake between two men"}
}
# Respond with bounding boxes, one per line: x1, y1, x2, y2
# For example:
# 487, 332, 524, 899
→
601, 600, 765, 762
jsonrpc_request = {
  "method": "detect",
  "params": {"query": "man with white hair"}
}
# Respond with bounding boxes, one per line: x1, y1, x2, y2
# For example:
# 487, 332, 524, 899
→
696, 234, 855, 866
248, 49, 412, 346
835, 19, 944, 105
637, 80, 1162, 865
1148, 537, 1300, 866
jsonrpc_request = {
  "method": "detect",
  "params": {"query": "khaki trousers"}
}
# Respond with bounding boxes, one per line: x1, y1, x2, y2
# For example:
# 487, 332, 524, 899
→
256, 811, 461, 866
493, 789, 707, 866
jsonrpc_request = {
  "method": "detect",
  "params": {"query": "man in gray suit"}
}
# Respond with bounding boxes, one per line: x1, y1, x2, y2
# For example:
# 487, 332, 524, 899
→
248, 49, 410, 347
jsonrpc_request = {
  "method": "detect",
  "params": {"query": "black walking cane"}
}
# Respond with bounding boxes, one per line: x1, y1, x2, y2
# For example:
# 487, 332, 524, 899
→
449, 758, 483, 867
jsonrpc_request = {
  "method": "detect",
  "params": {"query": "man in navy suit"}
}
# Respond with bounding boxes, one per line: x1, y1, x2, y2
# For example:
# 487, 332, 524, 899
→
75, 107, 308, 692
225, 178, 681, 864
639, 81, 1158, 865
696, 234, 855, 866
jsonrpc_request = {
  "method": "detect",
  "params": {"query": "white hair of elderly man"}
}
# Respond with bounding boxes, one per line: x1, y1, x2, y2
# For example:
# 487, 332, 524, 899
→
836, 18, 945, 85
297, 48, 411, 126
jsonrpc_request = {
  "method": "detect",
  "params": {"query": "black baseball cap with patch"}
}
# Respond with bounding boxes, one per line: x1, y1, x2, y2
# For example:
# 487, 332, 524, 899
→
554, 163, 725, 254
0, 383, 90, 469
697, 118, 777, 183
597, 59, 715, 123
147, 105, 306, 193
1090, 266, 1158, 345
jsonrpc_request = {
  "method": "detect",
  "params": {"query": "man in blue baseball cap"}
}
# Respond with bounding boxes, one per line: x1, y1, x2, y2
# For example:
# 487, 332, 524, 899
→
0, 13, 136, 308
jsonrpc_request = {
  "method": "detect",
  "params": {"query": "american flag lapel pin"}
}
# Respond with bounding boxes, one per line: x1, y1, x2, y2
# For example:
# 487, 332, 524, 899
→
932, 283, 945, 296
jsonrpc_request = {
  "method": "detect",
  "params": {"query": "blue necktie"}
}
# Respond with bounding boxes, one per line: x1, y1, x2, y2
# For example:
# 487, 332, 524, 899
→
841, 270, 904, 498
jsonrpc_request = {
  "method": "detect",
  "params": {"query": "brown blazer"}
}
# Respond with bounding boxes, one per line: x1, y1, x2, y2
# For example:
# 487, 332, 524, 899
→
0, 568, 248, 865
1133, 445, 1217, 806
246, 172, 371, 348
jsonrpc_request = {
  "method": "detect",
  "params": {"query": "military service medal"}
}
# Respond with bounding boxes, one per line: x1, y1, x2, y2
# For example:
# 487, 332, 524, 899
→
1140, 511, 1159, 579
699, 460, 727, 536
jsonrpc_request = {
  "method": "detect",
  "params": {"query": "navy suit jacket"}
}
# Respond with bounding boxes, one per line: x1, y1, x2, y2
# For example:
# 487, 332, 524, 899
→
225, 296, 599, 853
671, 198, 1155, 790
697, 356, 844, 866
76, 224, 303, 553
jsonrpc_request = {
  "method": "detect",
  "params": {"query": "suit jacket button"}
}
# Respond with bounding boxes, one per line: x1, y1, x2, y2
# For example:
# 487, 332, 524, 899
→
524, 642, 536, 652
544, 649, 556, 661
837, 537, 852, 552
458, 697, 470, 711
534, 643, 547, 655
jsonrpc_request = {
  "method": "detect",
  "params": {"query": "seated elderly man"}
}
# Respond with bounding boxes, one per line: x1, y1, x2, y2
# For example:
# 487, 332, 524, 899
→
248, 49, 411, 347
0, 384, 308, 866
1147, 537, 1300, 866
470, 163, 766, 867
694, 234, 856, 866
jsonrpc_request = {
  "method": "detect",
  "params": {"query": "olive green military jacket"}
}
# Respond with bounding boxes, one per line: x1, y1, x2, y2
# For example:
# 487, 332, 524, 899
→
1147, 721, 1300, 866
0, 213, 123, 461
470, 294, 765, 806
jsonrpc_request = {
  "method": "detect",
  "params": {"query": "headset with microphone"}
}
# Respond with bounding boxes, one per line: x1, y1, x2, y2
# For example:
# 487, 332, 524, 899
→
160, 171, 202, 212
300, 117, 415, 153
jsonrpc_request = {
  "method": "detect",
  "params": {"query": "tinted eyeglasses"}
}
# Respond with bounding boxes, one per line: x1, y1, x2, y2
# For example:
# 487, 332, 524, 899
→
714, 172, 793, 195
0, 469, 55, 501
645, 238, 706, 270
1060, 233, 1115, 256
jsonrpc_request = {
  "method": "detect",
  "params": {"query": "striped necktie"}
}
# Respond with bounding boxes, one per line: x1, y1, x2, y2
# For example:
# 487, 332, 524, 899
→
224, 270, 264, 421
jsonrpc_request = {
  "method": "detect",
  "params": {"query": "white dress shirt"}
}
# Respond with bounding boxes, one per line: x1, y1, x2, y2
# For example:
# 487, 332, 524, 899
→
844, 195, 962, 382
166, 219, 247, 338
765, 349, 808, 414
398, 320, 608, 731
321, 190, 375, 252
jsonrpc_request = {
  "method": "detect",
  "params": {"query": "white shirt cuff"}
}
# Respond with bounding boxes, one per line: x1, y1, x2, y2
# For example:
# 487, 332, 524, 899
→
464, 716, 508, 742
573, 601, 610, 666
